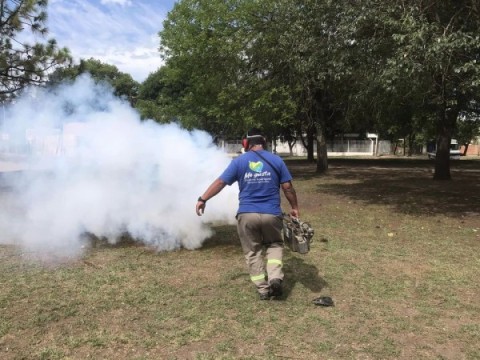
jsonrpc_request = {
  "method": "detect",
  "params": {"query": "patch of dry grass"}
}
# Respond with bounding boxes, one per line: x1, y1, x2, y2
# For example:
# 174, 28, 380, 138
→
1, 157, 479, 359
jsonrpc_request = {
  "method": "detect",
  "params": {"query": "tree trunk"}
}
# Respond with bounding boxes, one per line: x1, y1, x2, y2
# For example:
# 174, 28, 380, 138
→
433, 106, 457, 180
462, 143, 469, 156
306, 125, 315, 162
407, 134, 415, 157
434, 132, 451, 180
315, 123, 328, 174
302, 125, 315, 162
298, 125, 315, 161
287, 140, 295, 156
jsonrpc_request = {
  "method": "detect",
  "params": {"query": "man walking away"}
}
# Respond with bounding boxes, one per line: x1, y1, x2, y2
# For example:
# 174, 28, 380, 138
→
196, 128, 299, 300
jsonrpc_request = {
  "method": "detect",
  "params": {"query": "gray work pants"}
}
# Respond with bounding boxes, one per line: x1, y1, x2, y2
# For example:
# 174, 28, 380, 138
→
236, 213, 284, 295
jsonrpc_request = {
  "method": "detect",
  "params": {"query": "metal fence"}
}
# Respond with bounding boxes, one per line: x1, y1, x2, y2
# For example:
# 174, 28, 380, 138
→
1, 132, 393, 159
218, 140, 243, 154
273, 139, 392, 156
327, 140, 374, 154
0, 130, 63, 157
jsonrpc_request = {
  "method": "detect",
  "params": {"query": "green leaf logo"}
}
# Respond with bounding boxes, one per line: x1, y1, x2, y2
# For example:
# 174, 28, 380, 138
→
249, 161, 263, 173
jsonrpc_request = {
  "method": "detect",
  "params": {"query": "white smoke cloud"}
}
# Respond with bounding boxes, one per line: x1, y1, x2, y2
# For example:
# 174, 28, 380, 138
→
0, 75, 238, 260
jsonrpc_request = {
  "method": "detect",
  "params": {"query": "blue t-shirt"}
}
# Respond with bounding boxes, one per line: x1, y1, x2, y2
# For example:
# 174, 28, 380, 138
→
219, 150, 292, 216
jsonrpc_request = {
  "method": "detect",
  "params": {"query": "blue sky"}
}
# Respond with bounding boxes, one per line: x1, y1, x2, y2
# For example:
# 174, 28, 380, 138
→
46, 0, 178, 82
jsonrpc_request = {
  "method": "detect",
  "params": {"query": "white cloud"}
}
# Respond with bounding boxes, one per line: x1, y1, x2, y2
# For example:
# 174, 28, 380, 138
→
101, 0, 132, 5
46, 0, 174, 82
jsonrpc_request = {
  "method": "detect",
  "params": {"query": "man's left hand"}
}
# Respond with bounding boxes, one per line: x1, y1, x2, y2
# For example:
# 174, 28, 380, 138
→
196, 201, 206, 216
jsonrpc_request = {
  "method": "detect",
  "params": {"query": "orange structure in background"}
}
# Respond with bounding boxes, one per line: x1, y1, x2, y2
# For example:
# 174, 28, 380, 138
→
460, 144, 480, 156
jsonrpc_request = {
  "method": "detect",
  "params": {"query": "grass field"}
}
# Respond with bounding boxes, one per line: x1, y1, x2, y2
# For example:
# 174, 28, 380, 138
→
1, 157, 479, 359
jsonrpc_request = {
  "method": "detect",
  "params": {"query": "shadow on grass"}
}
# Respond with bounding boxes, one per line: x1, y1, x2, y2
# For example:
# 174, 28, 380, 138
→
283, 254, 328, 298
81, 225, 241, 253
287, 158, 480, 218
80, 232, 142, 249
201, 225, 239, 250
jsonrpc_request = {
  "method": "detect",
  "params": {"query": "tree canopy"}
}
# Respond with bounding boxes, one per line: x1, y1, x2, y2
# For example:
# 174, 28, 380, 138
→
0, 0, 71, 100
135, 66, 191, 123
158, 0, 480, 179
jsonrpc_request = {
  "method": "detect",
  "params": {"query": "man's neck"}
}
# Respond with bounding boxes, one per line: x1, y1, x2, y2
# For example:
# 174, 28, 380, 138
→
250, 145, 263, 151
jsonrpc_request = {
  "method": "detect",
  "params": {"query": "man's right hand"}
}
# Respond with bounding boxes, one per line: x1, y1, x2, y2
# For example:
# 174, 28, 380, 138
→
290, 209, 299, 219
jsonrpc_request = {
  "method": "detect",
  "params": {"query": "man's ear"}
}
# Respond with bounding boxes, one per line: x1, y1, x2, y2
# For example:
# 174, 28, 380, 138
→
242, 138, 248, 151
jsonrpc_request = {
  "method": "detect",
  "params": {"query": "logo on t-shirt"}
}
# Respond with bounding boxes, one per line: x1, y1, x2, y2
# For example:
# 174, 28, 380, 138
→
249, 161, 263, 173
245, 161, 272, 183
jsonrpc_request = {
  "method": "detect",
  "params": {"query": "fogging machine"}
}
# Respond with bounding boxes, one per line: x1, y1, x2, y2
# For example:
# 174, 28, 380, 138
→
282, 214, 314, 254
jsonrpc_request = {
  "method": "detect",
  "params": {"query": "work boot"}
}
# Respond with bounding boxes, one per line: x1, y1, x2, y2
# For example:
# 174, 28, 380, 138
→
259, 292, 270, 300
269, 279, 283, 298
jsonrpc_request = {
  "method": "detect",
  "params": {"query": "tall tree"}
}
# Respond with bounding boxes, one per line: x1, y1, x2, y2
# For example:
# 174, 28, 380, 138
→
0, 0, 71, 100
371, 1, 480, 179
160, 0, 245, 135
160, 0, 299, 138
135, 66, 190, 123
49, 58, 139, 106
